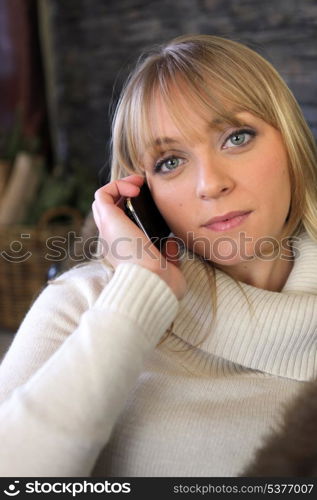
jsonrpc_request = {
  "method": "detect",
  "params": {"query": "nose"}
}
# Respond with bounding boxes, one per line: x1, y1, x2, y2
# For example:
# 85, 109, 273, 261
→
195, 159, 235, 200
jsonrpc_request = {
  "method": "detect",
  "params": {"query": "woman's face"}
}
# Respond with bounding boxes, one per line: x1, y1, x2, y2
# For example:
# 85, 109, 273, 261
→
142, 94, 291, 266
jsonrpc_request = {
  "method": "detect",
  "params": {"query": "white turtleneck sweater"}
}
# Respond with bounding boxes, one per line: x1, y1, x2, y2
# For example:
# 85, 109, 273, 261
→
0, 231, 316, 477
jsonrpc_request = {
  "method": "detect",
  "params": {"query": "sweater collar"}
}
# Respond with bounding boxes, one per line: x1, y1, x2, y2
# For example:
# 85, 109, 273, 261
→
162, 231, 317, 381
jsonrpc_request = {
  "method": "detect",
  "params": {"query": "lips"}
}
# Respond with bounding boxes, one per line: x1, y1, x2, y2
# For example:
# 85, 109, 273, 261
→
204, 211, 251, 225
203, 210, 252, 232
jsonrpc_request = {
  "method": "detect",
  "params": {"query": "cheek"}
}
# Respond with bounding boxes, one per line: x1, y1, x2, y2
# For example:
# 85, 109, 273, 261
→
153, 191, 190, 236
265, 161, 291, 210
254, 168, 291, 238
151, 182, 184, 216
248, 151, 290, 204
157, 198, 184, 224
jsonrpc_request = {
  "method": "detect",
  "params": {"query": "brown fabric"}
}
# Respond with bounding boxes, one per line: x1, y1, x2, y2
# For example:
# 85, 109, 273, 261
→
241, 379, 317, 477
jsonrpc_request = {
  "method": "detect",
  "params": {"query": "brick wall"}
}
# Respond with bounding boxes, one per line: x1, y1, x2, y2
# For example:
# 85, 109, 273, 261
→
40, 0, 317, 181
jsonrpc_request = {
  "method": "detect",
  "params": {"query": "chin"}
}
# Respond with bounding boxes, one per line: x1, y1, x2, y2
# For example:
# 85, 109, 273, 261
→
195, 239, 256, 264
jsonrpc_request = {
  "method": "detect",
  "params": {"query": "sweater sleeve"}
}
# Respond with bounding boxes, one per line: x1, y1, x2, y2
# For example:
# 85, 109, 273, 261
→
0, 262, 179, 477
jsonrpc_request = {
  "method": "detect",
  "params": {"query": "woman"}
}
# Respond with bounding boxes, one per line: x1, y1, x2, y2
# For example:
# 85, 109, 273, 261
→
0, 34, 317, 477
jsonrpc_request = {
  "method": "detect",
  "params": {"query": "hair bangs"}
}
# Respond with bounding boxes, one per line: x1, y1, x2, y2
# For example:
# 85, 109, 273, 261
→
124, 63, 253, 169
118, 45, 287, 174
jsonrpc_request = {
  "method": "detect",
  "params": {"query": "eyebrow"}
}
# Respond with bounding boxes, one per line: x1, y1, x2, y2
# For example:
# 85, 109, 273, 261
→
153, 137, 180, 147
149, 118, 228, 149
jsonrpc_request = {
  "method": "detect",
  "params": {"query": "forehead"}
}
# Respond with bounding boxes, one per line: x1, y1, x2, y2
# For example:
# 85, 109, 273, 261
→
146, 93, 204, 143
144, 90, 242, 153
150, 92, 208, 130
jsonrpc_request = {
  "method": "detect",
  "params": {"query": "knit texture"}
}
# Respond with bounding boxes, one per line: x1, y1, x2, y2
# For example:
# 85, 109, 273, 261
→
0, 231, 316, 476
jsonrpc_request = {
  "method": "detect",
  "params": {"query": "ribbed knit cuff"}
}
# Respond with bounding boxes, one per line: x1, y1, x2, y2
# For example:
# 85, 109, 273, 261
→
93, 263, 179, 343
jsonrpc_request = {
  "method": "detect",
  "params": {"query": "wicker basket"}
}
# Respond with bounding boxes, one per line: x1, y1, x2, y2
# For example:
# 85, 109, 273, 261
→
0, 206, 83, 332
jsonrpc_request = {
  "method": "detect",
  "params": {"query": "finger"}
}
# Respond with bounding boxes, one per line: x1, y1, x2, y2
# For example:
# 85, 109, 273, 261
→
121, 174, 145, 187
95, 175, 145, 202
114, 175, 145, 208
95, 178, 143, 206
116, 174, 145, 198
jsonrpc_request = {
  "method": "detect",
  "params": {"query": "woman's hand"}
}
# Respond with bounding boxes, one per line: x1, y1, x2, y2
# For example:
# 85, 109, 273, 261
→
92, 175, 187, 300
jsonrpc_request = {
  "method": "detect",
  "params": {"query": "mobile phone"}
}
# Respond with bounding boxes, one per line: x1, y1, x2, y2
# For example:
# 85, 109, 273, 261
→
124, 183, 171, 249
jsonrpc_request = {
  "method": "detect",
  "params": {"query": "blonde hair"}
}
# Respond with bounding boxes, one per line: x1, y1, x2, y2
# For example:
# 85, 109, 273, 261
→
110, 34, 317, 244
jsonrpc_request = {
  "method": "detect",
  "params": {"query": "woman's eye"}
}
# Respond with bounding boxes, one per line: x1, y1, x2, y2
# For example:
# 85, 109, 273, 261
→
222, 129, 256, 149
154, 156, 183, 173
